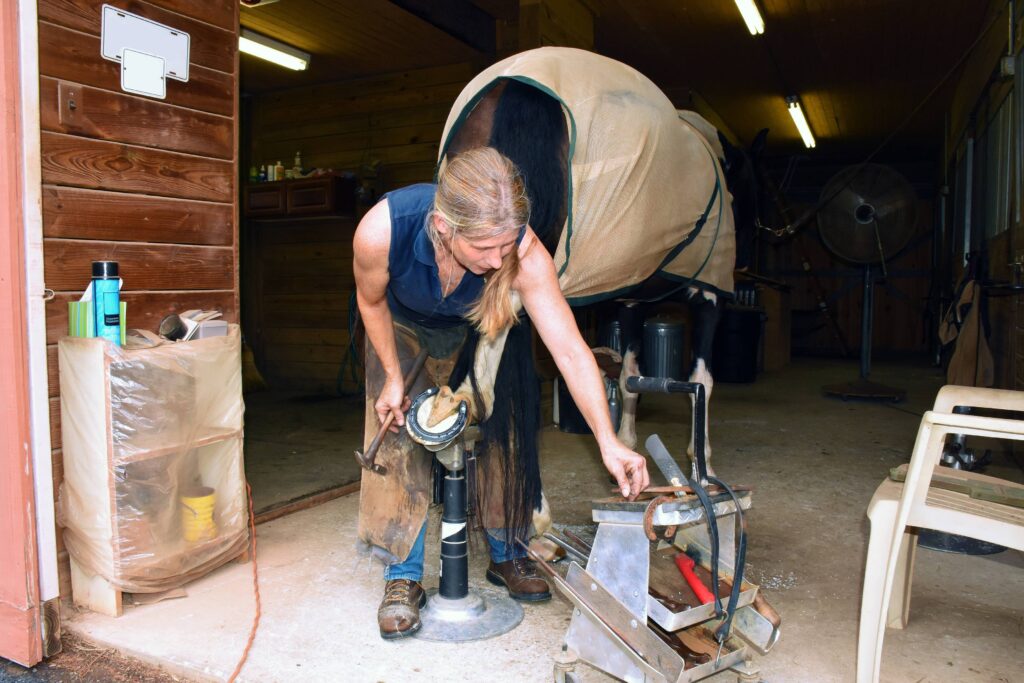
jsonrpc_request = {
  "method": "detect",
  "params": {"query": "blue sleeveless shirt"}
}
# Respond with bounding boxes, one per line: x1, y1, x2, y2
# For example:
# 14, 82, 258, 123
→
384, 184, 484, 329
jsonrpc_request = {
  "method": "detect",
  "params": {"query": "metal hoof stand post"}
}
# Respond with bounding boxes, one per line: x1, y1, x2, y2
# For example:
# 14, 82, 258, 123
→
546, 377, 781, 683
405, 387, 523, 642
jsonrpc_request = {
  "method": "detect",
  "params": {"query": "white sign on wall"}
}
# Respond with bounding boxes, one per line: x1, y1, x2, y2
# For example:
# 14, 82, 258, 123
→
120, 48, 167, 100
100, 4, 190, 99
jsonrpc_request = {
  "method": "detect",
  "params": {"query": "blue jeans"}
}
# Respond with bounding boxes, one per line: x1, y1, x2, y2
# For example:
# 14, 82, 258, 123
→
384, 521, 527, 581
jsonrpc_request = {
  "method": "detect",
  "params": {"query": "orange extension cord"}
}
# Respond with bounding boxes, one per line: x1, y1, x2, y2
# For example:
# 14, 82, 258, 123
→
227, 481, 261, 683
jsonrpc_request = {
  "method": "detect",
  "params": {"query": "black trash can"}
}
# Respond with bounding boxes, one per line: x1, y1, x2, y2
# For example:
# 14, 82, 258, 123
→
713, 306, 761, 383
642, 317, 685, 379
598, 318, 624, 356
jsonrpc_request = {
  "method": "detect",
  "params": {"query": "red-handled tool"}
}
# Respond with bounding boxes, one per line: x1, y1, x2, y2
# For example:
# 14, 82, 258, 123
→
674, 552, 714, 605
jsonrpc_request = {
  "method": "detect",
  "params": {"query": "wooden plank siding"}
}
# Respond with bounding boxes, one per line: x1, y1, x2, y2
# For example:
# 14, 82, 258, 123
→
519, 0, 594, 50
942, 0, 1020, 388
40, 78, 233, 159
41, 133, 234, 202
40, 0, 239, 600
42, 187, 234, 245
246, 219, 358, 395
761, 199, 934, 357
44, 241, 234, 292
38, 0, 235, 74
250, 62, 477, 191
38, 21, 233, 117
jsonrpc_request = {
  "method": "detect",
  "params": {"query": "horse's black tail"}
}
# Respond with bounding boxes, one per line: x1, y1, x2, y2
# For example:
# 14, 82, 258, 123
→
449, 318, 542, 552
489, 79, 568, 255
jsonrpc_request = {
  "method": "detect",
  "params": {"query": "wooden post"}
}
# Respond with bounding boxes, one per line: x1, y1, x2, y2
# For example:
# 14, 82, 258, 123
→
0, 0, 43, 667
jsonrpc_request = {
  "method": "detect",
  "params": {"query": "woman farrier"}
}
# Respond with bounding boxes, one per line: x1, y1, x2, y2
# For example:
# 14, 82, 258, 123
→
353, 147, 650, 639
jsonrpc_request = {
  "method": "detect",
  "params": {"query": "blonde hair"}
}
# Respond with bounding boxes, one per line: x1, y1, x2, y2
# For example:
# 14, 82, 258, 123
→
430, 148, 530, 338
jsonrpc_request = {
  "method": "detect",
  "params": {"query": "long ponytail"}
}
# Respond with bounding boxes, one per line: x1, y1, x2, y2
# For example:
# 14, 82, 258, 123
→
431, 147, 530, 338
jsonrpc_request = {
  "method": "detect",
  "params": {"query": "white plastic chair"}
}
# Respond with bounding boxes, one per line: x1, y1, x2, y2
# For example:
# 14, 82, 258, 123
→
856, 385, 1024, 683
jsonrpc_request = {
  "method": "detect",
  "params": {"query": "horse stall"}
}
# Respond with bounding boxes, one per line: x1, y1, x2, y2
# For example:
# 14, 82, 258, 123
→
6, 1, 1024, 682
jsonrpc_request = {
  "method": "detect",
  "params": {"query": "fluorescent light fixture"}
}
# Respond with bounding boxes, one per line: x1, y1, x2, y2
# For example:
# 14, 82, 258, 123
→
239, 29, 309, 71
734, 0, 765, 35
786, 96, 816, 149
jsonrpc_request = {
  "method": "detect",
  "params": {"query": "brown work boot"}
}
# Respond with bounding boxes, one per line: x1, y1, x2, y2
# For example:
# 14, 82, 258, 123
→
378, 579, 427, 639
486, 558, 552, 602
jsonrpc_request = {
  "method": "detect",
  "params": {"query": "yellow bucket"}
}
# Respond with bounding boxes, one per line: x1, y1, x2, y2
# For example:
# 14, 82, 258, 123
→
181, 486, 217, 542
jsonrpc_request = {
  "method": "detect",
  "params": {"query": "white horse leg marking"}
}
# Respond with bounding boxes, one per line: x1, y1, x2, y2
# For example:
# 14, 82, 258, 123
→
688, 358, 715, 479
452, 294, 521, 421
532, 491, 552, 536
687, 288, 717, 480
617, 347, 639, 450
453, 294, 552, 532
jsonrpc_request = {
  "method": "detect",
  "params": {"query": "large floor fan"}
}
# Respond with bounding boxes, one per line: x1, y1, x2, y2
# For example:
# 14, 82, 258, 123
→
818, 163, 917, 401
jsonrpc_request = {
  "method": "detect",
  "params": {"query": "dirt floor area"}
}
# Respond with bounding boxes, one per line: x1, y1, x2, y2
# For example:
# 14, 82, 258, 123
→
0, 634, 178, 683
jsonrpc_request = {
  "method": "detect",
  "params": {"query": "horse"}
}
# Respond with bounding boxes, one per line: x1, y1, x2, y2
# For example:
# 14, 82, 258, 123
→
436, 47, 736, 533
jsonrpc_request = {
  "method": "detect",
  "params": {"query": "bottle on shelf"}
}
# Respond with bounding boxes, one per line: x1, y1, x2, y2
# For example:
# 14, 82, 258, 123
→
258, 165, 267, 182
274, 160, 285, 181
248, 165, 258, 182
293, 151, 303, 177
92, 260, 121, 346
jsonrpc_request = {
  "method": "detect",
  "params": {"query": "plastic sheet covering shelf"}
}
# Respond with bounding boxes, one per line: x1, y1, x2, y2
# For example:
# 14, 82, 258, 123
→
57, 326, 248, 605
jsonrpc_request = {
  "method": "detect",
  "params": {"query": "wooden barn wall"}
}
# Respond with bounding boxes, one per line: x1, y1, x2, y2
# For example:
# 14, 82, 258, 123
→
246, 63, 478, 394
518, 0, 594, 51
250, 62, 480, 193
944, 0, 1022, 388
38, 0, 239, 599
760, 200, 934, 358
243, 217, 360, 395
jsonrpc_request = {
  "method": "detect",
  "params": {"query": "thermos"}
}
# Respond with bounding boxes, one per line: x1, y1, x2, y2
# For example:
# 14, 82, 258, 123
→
92, 261, 121, 346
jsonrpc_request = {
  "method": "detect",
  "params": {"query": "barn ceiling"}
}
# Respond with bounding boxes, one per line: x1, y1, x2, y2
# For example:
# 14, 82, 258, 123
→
240, 0, 996, 162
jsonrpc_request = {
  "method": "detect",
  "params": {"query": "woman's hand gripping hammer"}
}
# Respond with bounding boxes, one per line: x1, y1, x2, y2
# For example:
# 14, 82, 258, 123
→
353, 349, 429, 475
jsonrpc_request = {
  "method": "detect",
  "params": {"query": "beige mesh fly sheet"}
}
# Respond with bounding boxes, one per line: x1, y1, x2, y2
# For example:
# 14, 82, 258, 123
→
440, 47, 735, 303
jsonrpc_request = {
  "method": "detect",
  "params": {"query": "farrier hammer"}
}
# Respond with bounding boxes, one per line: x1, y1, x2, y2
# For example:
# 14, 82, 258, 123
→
354, 348, 429, 475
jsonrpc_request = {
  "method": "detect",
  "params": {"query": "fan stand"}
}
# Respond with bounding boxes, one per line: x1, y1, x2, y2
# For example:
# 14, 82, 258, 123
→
823, 265, 906, 402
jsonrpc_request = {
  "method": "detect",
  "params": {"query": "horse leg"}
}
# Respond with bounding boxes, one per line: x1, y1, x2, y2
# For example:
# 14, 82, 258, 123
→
687, 287, 720, 479
452, 323, 511, 422
614, 302, 644, 450
449, 294, 550, 536
617, 347, 640, 450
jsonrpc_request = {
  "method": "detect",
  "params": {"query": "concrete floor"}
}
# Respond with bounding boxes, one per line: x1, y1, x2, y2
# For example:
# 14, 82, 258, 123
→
64, 358, 1024, 682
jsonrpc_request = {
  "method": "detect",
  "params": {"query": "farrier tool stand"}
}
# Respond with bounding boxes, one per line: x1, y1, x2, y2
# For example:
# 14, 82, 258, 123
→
405, 386, 523, 642
544, 376, 781, 683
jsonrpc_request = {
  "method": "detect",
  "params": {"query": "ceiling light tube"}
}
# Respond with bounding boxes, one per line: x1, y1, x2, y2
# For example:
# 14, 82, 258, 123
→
734, 0, 765, 35
786, 96, 816, 149
239, 29, 310, 71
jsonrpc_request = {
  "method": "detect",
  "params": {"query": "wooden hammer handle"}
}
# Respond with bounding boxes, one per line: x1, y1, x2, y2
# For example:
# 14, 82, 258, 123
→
362, 349, 429, 463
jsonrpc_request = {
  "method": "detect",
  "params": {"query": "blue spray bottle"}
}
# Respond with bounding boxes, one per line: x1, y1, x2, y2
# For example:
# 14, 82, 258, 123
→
92, 261, 121, 346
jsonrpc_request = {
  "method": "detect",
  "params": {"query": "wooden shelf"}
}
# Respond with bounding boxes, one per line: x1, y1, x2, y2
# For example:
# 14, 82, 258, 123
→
59, 329, 248, 616
243, 174, 357, 218
112, 427, 242, 465
116, 529, 247, 581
